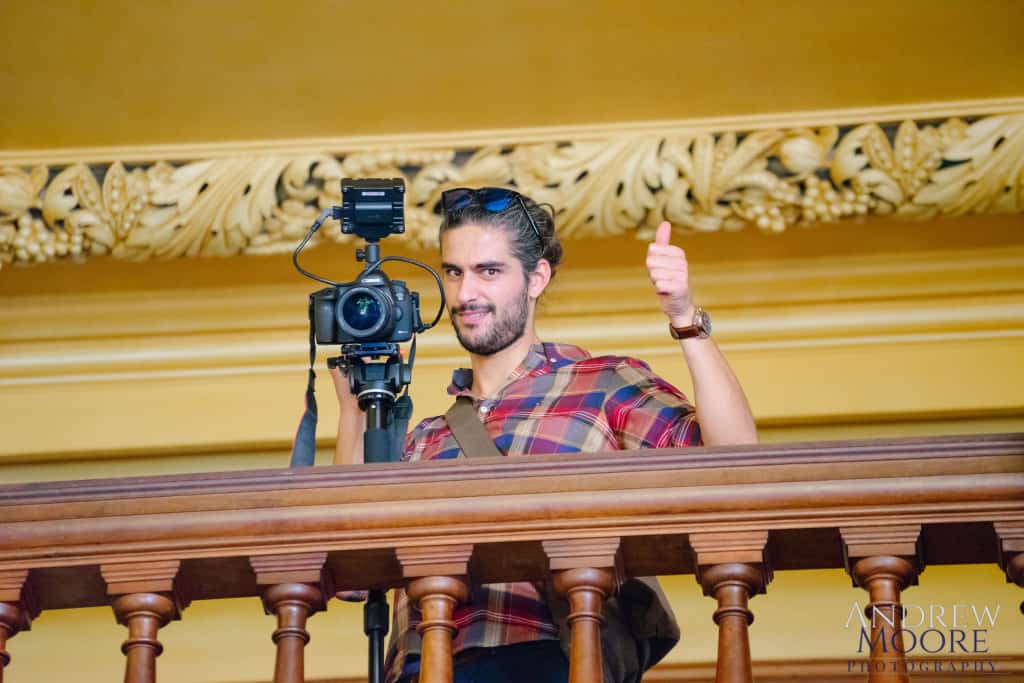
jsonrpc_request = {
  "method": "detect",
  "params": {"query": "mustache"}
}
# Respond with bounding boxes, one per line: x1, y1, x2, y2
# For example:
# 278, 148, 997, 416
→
451, 303, 496, 316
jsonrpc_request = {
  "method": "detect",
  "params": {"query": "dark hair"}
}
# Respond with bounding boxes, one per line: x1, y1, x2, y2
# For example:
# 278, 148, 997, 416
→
439, 190, 564, 278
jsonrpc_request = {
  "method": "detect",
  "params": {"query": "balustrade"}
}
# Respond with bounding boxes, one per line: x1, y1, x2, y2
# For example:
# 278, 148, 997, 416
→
0, 434, 1021, 683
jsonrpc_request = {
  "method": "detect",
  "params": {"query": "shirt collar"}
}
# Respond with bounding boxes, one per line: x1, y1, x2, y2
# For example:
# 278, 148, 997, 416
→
446, 342, 590, 397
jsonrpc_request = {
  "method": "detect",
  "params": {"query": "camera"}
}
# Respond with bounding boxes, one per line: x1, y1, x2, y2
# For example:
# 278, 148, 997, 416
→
309, 178, 423, 345
311, 273, 421, 344
291, 177, 445, 468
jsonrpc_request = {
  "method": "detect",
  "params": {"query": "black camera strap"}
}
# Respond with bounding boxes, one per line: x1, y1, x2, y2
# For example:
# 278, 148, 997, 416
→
290, 295, 320, 467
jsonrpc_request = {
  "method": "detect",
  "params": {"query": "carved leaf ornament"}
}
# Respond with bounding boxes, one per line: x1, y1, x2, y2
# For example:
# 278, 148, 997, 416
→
1, 113, 1021, 270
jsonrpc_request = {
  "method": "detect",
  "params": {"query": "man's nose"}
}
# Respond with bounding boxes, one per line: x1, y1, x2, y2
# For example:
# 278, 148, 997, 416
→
455, 273, 481, 305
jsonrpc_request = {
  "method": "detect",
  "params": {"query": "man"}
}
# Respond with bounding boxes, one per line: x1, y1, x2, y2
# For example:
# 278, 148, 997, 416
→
332, 187, 757, 683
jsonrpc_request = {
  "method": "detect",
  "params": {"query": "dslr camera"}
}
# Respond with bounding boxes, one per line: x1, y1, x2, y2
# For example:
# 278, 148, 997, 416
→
312, 272, 421, 344
310, 179, 424, 345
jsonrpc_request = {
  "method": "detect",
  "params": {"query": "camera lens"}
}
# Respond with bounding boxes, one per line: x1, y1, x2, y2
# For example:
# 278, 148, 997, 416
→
337, 287, 390, 339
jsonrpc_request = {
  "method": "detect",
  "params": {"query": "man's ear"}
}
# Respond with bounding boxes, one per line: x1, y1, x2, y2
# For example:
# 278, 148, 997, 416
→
528, 258, 552, 300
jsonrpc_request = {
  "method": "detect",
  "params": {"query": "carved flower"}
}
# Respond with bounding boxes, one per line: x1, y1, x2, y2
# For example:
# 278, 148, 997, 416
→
778, 128, 838, 176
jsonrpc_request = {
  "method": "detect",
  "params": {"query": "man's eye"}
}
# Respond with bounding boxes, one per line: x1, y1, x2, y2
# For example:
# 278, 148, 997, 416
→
484, 268, 499, 276
443, 268, 461, 278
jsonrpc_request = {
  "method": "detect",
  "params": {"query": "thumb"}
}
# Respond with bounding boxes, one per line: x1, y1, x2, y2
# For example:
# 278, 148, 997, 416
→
654, 221, 672, 246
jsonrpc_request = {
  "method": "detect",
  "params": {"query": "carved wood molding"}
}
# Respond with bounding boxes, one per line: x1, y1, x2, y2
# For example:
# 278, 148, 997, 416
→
689, 530, 771, 568
1, 100, 1022, 270
100, 559, 183, 596
100, 559, 190, 622
690, 530, 773, 598
249, 552, 328, 586
542, 536, 623, 572
840, 525, 923, 562
0, 569, 38, 630
395, 544, 473, 578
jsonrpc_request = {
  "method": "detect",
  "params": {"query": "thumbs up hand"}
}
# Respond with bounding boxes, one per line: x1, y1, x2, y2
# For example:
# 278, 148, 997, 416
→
646, 221, 694, 327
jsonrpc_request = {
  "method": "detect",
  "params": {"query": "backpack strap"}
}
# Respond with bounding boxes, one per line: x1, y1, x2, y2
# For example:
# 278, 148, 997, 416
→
444, 396, 503, 459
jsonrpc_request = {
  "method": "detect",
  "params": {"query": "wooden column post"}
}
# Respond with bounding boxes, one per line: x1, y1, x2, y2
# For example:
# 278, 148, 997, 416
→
250, 552, 330, 683
543, 537, 622, 683
690, 531, 772, 683
0, 570, 39, 683
396, 545, 473, 683
841, 525, 924, 683
102, 560, 189, 683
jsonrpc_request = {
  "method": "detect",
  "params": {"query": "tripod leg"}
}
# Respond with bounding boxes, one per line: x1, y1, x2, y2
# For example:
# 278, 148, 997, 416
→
364, 590, 389, 683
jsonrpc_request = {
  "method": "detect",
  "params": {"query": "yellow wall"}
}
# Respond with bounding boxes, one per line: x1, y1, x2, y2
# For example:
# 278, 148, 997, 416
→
3, 1, 1022, 148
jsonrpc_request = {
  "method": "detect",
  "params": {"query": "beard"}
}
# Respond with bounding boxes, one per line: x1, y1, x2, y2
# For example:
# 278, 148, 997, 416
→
450, 284, 530, 356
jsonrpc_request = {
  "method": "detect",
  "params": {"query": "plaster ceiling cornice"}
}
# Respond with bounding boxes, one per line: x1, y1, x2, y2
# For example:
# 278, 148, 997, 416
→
2, 99, 1023, 274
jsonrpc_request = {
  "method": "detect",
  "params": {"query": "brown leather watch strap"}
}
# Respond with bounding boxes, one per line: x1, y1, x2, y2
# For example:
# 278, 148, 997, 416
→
669, 306, 711, 339
668, 322, 701, 339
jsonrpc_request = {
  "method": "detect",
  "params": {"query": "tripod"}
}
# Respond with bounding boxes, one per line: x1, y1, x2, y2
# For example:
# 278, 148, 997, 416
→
329, 343, 412, 683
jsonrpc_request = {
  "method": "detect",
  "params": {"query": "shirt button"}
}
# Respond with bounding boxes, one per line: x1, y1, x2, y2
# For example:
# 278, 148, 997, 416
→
479, 405, 490, 414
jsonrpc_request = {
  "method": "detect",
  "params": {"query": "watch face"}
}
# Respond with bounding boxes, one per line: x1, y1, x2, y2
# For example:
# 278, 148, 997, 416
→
697, 309, 712, 336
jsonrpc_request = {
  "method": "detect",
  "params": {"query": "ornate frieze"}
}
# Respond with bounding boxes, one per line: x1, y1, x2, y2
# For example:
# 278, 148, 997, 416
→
1, 103, 1022, 269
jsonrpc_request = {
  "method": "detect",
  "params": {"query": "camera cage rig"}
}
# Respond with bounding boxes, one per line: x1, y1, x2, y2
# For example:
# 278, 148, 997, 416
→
291, 178, 446, 466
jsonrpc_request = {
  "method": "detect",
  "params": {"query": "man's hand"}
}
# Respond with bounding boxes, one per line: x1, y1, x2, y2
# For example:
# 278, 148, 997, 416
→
646, 221, 694, 327
329, 364, 358, 408
330, 364, 367, 465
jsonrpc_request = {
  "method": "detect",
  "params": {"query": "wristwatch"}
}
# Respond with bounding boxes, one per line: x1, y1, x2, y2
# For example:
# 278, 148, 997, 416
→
669, 306, 712, 340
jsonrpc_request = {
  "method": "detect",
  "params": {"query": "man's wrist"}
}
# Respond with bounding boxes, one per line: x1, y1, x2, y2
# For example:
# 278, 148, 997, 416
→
668, 306, 711, 340
669, 307, 696, 329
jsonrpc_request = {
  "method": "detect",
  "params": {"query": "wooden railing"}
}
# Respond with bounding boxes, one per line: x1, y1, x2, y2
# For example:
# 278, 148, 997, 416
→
1, 434, 1022, 683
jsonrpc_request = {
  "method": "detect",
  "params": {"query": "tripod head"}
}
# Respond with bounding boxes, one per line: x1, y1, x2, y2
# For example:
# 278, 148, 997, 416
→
328, 342, 412, 464
329, 342, 411, 410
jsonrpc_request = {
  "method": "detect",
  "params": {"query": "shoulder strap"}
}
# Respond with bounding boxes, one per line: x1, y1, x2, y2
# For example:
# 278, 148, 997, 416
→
444, 396, 503, 459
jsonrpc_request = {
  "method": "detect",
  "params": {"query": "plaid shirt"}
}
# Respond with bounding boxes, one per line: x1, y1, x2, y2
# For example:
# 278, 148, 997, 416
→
386, 341, 701, 682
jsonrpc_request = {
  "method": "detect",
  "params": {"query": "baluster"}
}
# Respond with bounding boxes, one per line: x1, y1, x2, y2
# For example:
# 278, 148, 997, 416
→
543, 537, 622, 683
0, 569, 39, 683
841, 526, 923, 683
690, 531, 772, 683
102, 560, 189, 683
396, 545, 473, 683
250, 552, 330, 683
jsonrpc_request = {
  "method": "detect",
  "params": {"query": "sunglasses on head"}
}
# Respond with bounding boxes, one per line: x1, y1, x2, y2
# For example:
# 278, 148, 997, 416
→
440, 187, 542, 246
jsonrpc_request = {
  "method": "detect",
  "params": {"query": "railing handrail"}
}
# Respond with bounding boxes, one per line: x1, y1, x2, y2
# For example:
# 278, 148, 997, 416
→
2, 432, 1022, 505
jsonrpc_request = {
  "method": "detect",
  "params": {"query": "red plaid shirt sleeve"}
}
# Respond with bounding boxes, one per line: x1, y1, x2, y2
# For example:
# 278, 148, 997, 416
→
605, 357, 702, 450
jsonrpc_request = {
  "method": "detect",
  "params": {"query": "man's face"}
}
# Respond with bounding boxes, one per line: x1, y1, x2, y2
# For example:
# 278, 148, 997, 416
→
440, 224, 532, 356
